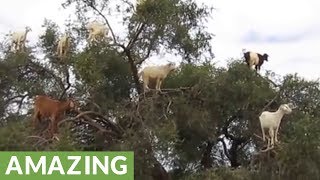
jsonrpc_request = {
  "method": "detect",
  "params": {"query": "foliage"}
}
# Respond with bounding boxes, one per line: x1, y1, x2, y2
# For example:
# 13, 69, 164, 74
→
0, 0, 319, 180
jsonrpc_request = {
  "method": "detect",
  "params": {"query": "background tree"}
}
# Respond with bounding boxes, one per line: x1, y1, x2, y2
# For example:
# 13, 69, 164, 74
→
0, 0, 319, 180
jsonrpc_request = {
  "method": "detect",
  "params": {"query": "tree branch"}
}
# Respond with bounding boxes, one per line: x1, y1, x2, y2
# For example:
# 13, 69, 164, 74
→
59, 110, 123, 136
5, 94, 29, 105
127, 22, 146, 50
124, 48, 142, 94
136, 32, 158, 65
59, 66, 71, 100
217, 138, 230, 160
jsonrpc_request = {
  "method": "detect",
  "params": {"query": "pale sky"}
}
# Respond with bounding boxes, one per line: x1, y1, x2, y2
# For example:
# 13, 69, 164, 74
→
0, 0, 319, 80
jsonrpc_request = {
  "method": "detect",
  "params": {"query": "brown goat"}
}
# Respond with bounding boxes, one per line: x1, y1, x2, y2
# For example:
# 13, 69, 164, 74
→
32, 95, 76, 137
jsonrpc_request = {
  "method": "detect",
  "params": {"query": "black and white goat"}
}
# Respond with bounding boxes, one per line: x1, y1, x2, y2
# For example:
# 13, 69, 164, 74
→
243, 49, 269, 71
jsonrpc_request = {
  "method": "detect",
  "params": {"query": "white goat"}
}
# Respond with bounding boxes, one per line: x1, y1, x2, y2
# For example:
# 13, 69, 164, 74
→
11, 26, 32, 52
86, 21, 108, 45
56, 34, 71, 58
138, 62, 176, 92
259, 103, 295, 150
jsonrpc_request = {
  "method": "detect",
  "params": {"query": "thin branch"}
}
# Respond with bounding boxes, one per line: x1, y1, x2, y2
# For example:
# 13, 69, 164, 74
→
26, 135, 48, 142
254, 133, 264, 140
136, 33, 157, 65
16, 94, 28, 114
59, 66, 71, 100
127, 22, 146, 50
58, 111, 100, 126
256, 72, 280, 88
260, 145, 274, 153
4, 94, 29, 105
59, 110, 123, 136
82, 119, 120, 137
217, 137, 231, 160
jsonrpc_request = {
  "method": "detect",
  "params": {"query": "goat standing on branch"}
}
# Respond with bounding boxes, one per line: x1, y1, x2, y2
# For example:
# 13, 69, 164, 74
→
259, 103, 296, 150
243, 49, 269, 72
56, 33, 71, 58
32, 95, 77, 139
138, 62, 176, 92
11, 26, 32, 52
86, 21, 109, 45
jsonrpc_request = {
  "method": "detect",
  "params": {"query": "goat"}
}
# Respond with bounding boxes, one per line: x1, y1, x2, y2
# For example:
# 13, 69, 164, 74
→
86, 21, 108, 45
11, 26, 32, 52
32, 95, 76, 138
138, 62, 176, 92
56, 33, 71, 58
259, 103, 295, 150
243, 49, 269, 71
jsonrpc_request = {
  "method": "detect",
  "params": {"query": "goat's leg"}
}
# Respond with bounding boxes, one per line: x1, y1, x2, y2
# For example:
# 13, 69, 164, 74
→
51, 121, 58, 135
58, 48, 62, 58
92, 34, 98, 44
261, 126, 266, 141
49, 115, 59, 136
275, 126, 280, 143
32, 111, 40, 128
63, 46, 67, 57
56, 46, 60, 56
59, 46, 64, 57
155, 78, 161, 91
158, 79, 163, 92
11, 42, 16, 52
87, 34, 93, 45
143, 77, 150, 92
16, 42, 20, 52
269, 128, 275, 147
266, 136, 270, 149
249, 62, 255, 70
20, 41, 25, 52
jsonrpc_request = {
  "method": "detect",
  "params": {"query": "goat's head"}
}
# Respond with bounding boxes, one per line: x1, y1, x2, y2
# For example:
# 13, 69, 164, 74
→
25, 26, 32, 32
279, 104, 293, 114
167, 62, 176, 70
64, 32, 71, 38
262, 53, 269, 61
65, 98, 78, 112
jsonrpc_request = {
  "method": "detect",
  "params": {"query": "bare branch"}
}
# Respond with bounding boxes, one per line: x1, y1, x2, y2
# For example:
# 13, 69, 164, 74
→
127, 22, 146, 50
58, 111, 100, 125
217, 137, 231, 160
5, 94, 29, 105
136, 34, 158, 65
59, 110, 123, 136
16, 94, 28, 114
59, 66, 71, 100
260, 145, 274, 153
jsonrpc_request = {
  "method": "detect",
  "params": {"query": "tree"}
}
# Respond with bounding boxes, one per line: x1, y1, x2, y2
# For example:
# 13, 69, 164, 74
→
0, 1, 319, 180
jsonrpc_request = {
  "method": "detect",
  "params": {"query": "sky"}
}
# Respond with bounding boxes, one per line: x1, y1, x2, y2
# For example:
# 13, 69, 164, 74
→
0, 0, 319, 80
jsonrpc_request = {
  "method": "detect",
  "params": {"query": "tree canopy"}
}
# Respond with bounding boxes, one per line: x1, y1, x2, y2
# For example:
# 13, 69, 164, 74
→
0, 0, 319, 180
